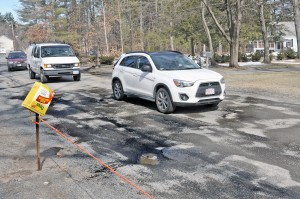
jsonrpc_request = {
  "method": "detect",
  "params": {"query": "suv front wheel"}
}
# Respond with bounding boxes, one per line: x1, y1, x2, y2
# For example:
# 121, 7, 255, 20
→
113, 80, 125, 100
155, 88, 176, 114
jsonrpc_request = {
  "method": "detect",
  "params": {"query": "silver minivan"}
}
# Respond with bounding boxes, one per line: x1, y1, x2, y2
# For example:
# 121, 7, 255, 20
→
27, 43, 81, 83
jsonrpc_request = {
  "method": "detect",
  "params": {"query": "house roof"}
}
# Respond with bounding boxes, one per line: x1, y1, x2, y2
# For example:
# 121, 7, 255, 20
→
277, 22, 296, 37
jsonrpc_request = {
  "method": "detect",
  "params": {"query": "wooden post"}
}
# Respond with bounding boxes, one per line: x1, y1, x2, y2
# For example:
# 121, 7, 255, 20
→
35, 113, 41, 171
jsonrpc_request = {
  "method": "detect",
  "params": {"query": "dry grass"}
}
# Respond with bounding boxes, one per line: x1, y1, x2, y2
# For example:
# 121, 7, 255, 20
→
214, 66, 300, 103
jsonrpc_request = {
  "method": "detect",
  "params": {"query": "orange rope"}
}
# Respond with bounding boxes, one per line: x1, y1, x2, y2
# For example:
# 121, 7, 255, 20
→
40, 118, 155, 199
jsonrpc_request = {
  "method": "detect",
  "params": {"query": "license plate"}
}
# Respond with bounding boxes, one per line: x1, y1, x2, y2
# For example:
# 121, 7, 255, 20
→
205, 88, 215, 95
73, 71, 79, 74
17, 64, 22, 66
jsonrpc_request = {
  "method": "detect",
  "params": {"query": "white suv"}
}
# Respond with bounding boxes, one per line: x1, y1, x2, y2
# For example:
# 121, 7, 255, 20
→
27, 43, 81, 83
112, 51, 225, 113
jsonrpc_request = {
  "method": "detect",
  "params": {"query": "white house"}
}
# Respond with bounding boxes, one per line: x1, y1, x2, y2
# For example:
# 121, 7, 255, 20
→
248, 21, 298, 53
275, 21, 298, 52
0, 35, 14, 53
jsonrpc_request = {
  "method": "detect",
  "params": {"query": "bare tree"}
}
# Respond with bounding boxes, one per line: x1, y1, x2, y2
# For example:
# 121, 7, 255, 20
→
202, 0, 245, 68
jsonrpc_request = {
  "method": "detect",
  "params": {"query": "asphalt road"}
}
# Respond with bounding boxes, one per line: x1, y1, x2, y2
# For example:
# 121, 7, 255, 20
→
0, 58, 300, 199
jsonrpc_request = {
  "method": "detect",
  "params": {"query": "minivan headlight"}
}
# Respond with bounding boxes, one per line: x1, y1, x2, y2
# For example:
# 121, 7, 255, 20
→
44, 64, 52, 68
173, 79, 195, 87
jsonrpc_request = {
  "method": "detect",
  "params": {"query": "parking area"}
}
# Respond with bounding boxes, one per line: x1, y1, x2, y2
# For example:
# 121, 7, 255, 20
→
0, 61, 300, 199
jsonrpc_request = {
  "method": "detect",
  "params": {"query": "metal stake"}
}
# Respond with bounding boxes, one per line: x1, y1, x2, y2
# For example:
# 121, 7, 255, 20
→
36, 113, 41, 171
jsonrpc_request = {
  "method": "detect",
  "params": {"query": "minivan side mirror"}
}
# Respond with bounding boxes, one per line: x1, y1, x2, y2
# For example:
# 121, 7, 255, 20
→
141, 64, 152, 72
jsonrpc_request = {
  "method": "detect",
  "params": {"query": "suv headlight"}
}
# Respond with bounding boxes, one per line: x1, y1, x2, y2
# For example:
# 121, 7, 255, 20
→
74, 63, 80, 67
220, 77, 225, 84
173, 79, 195, 87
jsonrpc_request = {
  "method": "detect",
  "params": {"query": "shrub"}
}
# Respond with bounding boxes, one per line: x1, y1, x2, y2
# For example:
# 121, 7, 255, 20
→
100, 55, 115, 65
89, 55, 115, 65
252, 51, 262, 62
214, 54, 222, 63
221, 54, 230, 63
269, 54, 273, 61
277, 52, 284, 60
238, 52, 248, 62
89, 56, 97, 63
284, 48, 296, 59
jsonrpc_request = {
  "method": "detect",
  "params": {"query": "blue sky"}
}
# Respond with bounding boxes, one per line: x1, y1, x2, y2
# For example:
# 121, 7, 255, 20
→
0, 0, 20, 19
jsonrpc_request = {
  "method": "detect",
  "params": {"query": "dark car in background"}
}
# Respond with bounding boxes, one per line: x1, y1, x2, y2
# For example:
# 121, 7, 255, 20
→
6, 51, 27, 71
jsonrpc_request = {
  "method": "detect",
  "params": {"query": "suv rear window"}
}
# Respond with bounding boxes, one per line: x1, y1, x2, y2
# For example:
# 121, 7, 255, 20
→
120, 56, 138, 68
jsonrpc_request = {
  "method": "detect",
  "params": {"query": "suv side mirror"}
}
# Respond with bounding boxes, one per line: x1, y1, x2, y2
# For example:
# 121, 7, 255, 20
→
141, 64, 152, 72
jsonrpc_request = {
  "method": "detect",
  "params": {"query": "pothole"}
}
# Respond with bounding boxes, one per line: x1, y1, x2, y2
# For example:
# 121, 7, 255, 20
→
138, 153, 159, 165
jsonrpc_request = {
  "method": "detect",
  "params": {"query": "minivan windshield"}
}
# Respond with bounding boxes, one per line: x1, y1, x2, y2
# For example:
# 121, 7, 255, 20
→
41, 46, 75, 57
150, 52, 201, 71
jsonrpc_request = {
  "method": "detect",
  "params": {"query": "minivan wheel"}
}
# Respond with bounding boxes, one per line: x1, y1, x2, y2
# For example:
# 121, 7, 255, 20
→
29, 68, 36, 79
40, 69, 48, 83
113, 80, 124, 100
155, 88, 176, 114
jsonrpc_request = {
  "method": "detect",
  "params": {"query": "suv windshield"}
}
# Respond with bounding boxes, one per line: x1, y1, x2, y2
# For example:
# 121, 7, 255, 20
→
150, 52, 201, 71
8, 52, 26, 59
41, 46, 75, 57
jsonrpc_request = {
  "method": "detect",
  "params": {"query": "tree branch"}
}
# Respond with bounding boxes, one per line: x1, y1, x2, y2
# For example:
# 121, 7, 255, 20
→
201, 0, 231, 43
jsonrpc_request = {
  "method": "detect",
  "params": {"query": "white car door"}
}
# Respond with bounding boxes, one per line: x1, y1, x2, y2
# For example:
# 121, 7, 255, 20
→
135, 56, 155, 98
119, 56, 138, 93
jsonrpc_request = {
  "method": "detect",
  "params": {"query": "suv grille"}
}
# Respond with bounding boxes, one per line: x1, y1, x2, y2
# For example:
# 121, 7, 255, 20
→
52, 64, 74, 69
196, 82, 222, 97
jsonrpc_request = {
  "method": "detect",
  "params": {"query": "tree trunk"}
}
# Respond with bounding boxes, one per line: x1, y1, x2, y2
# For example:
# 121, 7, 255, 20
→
102, 1, 109, 54
293, 0, 300, 59
201, 0, 215, 65
259, 2, 270, 63
230, 39, 239, 67
227, 0, 243, 68
170, 21, 174, 50
117, 0, 124, 53
139, 0, 144, 50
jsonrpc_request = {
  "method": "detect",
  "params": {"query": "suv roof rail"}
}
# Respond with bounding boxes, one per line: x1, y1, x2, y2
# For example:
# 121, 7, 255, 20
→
125, 51, 149, 55
162, 50, 183, 54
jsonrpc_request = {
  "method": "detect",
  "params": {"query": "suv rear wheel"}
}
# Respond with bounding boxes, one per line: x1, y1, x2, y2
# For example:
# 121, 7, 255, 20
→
113, 80, 125, 100
155, 88, 176, 114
